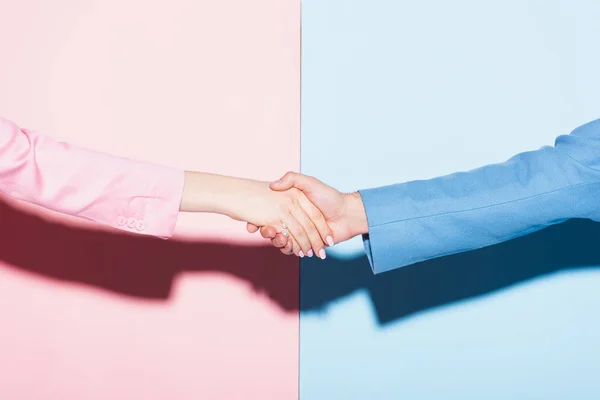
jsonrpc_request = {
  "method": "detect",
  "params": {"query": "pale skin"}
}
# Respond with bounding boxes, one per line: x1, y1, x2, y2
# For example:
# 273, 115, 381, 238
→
180, 171, 334, 258
246, 172, 369, 257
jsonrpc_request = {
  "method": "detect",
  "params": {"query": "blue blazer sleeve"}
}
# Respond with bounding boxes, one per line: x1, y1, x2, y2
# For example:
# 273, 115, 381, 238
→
359, 118, 600, 274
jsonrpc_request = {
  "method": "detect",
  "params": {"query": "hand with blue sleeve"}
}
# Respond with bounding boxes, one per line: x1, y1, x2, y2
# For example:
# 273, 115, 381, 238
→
251, 118, 600, 273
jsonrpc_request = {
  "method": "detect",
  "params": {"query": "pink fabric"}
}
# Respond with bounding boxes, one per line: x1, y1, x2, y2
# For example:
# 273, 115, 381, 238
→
0, 116, 184, 238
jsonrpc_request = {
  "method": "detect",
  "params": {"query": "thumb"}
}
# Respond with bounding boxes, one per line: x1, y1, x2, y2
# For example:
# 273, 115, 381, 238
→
270, 171, 310, 192
246, 223, 259, 233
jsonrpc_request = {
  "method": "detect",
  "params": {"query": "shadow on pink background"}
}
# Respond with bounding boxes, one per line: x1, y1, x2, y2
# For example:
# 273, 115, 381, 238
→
0, 198, 300, 309
0, 0, 300, 398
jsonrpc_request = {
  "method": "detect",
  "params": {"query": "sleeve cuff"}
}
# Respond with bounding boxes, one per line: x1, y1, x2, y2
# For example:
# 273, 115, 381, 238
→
111, 165, 185, 239
359, 186, 408, 274
359, 185, 435, 274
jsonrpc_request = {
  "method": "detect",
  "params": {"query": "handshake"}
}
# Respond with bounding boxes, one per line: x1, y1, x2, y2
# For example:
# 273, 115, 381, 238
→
180, 171, 369, 259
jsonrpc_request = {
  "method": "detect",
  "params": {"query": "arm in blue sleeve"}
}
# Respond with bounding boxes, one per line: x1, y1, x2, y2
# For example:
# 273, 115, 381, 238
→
359, 118, 600, 274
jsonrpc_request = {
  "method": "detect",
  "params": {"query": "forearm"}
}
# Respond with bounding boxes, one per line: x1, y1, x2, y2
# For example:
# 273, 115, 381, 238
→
180, 171, 260, 220
358, 119, 600, 274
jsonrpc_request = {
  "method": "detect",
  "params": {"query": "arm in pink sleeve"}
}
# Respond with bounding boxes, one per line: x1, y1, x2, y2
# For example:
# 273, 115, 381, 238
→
0, 116, 184, 238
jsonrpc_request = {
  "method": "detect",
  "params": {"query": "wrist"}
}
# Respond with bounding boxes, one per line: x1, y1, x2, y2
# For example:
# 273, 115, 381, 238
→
343, 191, 369, 237
180, 171, 246, 217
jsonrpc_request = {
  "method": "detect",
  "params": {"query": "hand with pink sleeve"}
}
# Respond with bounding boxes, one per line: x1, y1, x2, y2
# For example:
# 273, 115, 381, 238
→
0, 116, 332, 257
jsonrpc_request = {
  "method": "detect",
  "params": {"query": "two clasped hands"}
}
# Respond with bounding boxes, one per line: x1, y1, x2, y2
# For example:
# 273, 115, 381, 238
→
180, 170, 368, 260
5, 115, 600, 274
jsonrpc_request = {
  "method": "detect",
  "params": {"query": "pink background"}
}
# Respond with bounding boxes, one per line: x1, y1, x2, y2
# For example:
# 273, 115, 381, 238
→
0, 1, 300, 399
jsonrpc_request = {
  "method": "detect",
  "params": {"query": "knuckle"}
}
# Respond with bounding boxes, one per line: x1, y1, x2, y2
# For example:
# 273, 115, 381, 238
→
309, 209, 323, 221
310, 227, 323, 241
316, 224, 330, 239
284, 194, 298, 206
310, 241, 323, 252
310, 232, 322, 244
284, 198, 295, 209
295, 236, 308, 249
292, 225, 304, 237
276, 202, 287, 213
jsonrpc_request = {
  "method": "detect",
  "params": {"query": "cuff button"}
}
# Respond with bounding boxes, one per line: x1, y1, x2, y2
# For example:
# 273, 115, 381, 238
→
127, 217, 137, 228
135, 220, 145, 231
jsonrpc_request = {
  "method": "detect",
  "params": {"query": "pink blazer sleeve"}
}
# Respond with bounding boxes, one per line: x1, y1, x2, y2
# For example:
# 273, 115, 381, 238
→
0, 116, 184, 238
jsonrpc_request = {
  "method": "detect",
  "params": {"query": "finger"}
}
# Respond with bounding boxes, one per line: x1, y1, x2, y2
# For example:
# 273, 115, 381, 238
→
279, 238, 294, 255
271, 233, 289, 248
246, 223, 259, 234
290, 206, 325, 258
282, 215, 312, 257
259, 225, 278, 239
277, 226, 296, 254
270, 171, 324, 196
298, 195, 334, 248
278, 231, 295, 254
270, 171, 303, 191
269, 173, 294, 191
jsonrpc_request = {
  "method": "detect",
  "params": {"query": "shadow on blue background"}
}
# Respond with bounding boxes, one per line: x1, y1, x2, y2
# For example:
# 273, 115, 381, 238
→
301, 218, 600, 325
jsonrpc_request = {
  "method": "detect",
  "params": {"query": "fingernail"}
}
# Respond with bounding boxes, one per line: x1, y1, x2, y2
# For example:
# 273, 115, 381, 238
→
319, 249, 326, 259
299, 250, 304, 258
307, 249, 314, 257
326, 236, 334, 246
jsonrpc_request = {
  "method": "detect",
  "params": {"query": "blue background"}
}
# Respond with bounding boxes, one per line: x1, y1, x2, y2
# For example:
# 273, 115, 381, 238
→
300, 1, 600, 398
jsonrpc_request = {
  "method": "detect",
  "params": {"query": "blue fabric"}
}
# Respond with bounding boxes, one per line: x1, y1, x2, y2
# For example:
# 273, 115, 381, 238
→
359, 118, 600, 274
